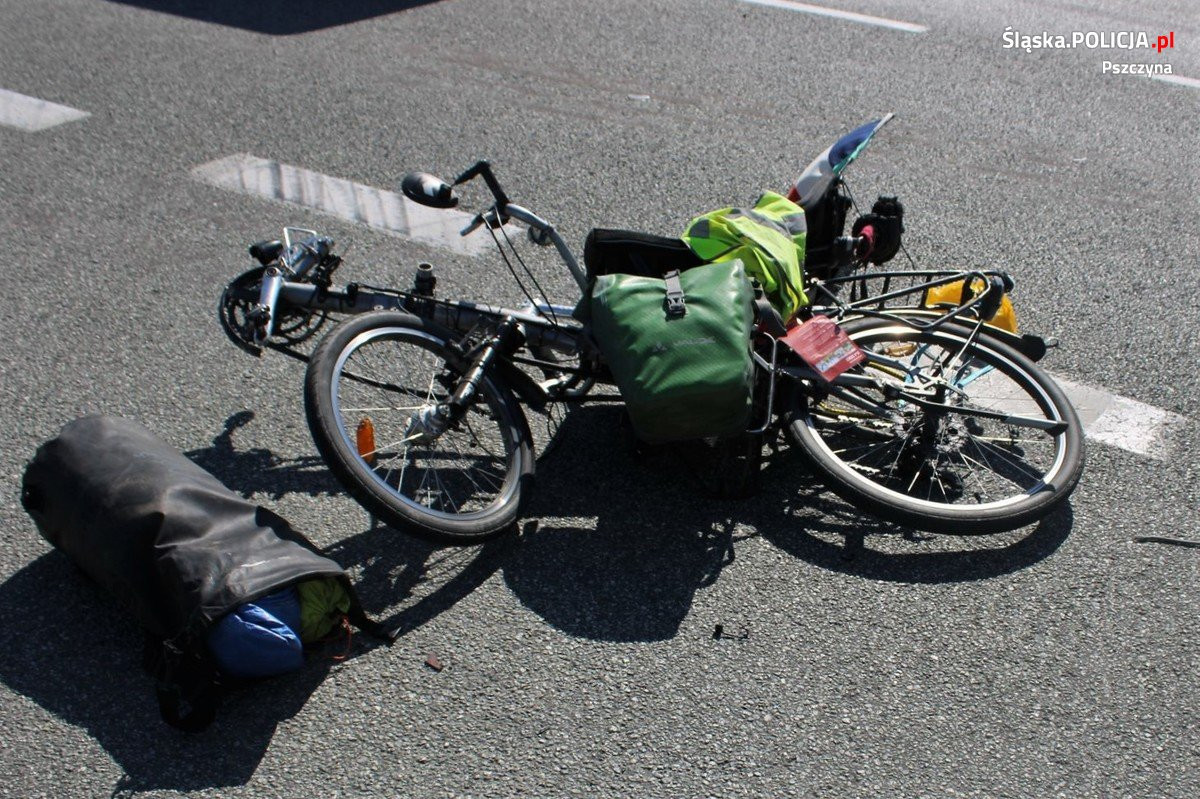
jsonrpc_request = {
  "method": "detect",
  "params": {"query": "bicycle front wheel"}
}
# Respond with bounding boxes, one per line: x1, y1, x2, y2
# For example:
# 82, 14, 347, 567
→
789, 318, 1084, 534
305, 311, 534, 543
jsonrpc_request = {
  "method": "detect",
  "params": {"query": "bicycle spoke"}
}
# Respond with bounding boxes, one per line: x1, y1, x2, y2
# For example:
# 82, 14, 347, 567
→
360, 435, 417, 465
440, 434, 505, 497
428, 466, 458, 513
906, 463, 924, 493
461, 414, 505, 461
930, 463, 947, 502
390, 447, 410, 494
831, 438, 900, 461
966, 435, 1044, 486
795, 317, 1080, 525
884, 427, 922, 484
954, 450, 992, 500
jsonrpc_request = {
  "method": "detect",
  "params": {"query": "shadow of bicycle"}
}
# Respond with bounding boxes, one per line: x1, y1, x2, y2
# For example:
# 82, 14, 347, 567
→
183, 410, 341, 500
500, 404, 1075, 641
176, 407, 1076, 642
0, 407, 1073, 792
187, 407, 1073, 643
105, 0, 441, 36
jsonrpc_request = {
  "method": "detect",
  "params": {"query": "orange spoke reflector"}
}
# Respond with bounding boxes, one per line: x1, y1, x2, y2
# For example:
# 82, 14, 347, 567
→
356, 418, 376, 465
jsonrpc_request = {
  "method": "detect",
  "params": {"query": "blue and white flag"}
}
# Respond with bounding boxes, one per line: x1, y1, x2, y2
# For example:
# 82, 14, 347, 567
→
791, 113, 894, 209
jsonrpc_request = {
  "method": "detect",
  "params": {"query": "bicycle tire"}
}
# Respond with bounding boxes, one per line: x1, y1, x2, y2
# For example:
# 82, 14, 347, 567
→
788, 317, 1083, 534
305, 311, 534, 543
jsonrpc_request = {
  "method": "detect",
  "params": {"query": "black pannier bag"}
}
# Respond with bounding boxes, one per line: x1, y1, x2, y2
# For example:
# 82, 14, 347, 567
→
583, 228, 704, 281
20, 415, 392, 731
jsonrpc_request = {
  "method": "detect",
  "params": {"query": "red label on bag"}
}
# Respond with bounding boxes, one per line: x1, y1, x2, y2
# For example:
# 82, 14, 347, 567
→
782, 316, 865, 382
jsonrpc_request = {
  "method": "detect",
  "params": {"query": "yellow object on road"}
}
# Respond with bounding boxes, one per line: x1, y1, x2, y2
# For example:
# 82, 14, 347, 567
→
924, 278, 1018, 333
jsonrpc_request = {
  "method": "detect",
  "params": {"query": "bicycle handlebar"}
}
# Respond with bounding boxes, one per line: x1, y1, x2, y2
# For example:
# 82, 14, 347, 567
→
460, 208, 505, 237
453, 160, 510, 208
451, 162, 586, 292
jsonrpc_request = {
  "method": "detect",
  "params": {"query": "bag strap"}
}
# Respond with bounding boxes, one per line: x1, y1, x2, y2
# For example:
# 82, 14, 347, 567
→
145, 636, 221, 733
754, 296, 787, 337
346, 601, 399, 643
663, 270, 687, 318
156, 681, 220, 733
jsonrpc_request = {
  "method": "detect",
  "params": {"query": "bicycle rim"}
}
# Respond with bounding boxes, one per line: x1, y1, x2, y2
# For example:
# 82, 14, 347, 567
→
329, 326, 523, 523
799, 324, 1073, 515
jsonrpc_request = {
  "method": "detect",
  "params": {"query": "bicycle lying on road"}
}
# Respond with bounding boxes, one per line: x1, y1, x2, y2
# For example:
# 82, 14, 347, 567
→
218, 116, 1083, 543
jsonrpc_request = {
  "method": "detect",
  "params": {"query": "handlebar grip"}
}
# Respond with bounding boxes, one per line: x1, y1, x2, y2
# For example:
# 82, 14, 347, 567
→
833, 235, 869, 259
453, 161, 488, 186
856, 224, 876, 258
460, 214, 484, 237
452, 160, 509, 207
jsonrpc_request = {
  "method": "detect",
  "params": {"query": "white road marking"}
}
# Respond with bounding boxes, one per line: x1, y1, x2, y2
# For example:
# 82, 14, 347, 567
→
0, 88, 89, 131
737, 0, 928, 33
1053, 375, 1188, 460
1150, 73, 1200, 89
192, 154, 506, 257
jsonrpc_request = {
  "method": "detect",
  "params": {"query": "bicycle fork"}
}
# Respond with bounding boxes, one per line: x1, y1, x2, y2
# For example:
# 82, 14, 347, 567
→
404, 317, 526, 444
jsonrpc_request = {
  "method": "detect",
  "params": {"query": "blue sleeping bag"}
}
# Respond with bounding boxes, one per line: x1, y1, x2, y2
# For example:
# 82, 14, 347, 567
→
206, 587, 304, 679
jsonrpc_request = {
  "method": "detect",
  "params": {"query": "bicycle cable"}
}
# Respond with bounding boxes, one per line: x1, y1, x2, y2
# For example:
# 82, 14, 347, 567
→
486, 208, 561, 327
842, 177, 862, 217
482, 208, 561, 328
840, 178, 869, 304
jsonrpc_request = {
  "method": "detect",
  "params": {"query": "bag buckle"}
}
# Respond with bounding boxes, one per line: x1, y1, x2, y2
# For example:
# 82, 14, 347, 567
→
663, 270, 686, 318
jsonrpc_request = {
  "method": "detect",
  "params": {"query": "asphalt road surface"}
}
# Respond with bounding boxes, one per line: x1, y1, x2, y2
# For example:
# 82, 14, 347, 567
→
1, 1, 1197, 797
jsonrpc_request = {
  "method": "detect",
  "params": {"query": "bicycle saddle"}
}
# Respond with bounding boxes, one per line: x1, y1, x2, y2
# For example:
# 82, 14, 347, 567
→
249, 240, 284, 265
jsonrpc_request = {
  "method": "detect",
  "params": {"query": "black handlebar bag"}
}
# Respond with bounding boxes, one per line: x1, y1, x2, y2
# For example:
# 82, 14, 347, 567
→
20, 415, 392, 732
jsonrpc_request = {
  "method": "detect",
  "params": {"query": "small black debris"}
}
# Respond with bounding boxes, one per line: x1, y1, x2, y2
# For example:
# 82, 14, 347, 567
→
712, 624, 749, 641
1133, 536, 1200, 548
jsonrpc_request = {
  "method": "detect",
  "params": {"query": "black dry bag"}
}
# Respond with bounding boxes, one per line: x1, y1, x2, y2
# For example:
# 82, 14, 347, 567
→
21, 416, 392, 731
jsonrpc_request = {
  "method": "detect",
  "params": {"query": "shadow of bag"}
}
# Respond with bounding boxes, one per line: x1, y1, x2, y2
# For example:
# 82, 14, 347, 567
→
20, 415, 393, 732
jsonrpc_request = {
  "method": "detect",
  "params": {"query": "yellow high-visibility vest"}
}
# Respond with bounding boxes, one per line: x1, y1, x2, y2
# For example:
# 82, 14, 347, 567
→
681, 191, 808, 319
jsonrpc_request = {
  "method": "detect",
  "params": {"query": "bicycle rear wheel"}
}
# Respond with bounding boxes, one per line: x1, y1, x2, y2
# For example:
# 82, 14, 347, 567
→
789, 318, 1083, 534
305, 311, 534, 543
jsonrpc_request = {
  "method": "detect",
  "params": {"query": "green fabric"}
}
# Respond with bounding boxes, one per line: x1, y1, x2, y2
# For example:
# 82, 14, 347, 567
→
589, 260, 755, 443
296, 577, 351, 642
681, 191, 808, 319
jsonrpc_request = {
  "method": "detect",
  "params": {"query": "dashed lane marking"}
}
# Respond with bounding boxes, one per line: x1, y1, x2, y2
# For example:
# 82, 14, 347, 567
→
737, 0, 928, 33
192, 154, 506, 257
0, 88, 89, 131
1150, 73, 1200, 89
1053, 375, 1188, 460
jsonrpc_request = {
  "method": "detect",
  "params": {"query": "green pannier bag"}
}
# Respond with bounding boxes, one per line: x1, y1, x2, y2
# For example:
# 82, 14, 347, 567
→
587, 259, 755, 443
